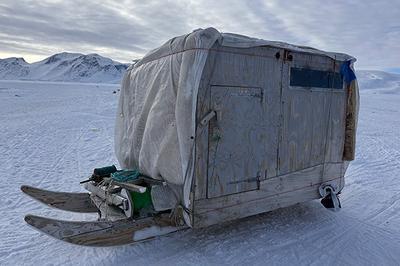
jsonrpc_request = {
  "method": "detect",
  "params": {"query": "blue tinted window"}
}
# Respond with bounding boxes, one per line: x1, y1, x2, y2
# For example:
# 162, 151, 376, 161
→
290, 68, 342, 89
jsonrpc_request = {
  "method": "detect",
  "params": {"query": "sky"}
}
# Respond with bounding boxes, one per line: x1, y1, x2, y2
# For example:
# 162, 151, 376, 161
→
0, 0, 399, 71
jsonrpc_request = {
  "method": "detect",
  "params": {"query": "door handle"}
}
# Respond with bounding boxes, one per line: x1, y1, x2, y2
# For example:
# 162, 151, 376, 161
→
200, 110, 216, 126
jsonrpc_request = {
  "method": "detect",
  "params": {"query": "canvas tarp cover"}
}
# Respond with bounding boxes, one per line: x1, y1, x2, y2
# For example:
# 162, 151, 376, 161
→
115, 28, 356, 226
115, 28, 220, 225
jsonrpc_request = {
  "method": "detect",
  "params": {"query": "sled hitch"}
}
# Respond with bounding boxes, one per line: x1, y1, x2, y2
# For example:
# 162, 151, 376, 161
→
319, 183, 341, 211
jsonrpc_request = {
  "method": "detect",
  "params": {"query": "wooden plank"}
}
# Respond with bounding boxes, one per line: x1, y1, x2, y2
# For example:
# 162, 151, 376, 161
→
279, 89, 314, 173
261, 164, 325, 195
193, 163, 344, 227
196, 164, 323, 214
310, 92, 330, 165
194, 178, 342, 228
325, 91, 346, 162
323, 162, 343, 179
210, 47, 281, 88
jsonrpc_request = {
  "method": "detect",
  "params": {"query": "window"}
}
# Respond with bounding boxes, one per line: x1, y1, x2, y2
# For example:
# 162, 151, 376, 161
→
290, 67, 342, 89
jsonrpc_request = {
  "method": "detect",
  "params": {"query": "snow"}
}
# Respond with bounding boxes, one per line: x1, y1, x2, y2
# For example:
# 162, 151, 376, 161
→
0, 53, 129, 83
133, 226, 180, 242
1, 72, 400, 265
357, 70, 400, 93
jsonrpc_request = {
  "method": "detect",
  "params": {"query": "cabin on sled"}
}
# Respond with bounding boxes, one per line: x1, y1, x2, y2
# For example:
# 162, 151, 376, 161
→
115, 27, 359, 228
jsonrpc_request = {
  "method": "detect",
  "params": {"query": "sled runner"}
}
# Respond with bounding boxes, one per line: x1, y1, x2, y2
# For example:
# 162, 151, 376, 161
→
24, 214, 186, 246
21, 185, 98, 213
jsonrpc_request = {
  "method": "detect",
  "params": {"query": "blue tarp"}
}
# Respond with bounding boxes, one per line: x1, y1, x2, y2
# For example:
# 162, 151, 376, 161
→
340, 60, 357, 84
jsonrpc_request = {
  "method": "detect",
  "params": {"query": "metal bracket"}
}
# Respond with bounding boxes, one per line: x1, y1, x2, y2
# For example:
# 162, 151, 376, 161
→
319, 183, 341, 211
283, 50, 293, 61
200, 110, 216, 126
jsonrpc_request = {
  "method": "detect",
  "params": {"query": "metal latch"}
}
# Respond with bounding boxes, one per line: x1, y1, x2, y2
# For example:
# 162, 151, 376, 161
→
283, 50, 293, 61
200, 111, 216, 126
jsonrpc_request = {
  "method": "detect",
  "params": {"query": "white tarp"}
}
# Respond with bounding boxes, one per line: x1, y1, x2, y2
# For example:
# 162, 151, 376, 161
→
115, 28, 355, 226
115, 28, 220, 224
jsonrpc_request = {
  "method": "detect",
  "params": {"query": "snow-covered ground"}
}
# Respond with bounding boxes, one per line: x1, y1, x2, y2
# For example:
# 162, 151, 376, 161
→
0, 75, 400, 265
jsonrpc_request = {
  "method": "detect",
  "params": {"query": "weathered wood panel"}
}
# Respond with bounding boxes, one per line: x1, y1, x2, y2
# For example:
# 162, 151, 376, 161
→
323, 162, 343, 180
194, 46, 282, 200
194, 175, 343, 228
279, 88, 314, 173
196, 164, 322, 213
310, 92, 331, 165
207, 86, 266, 197
325, 91, 347, 162
278, 53, 344, 175
194, 186, 318, 228
194, 163, 343, 227
209, 46, 282, 94
192, 48, 349, 226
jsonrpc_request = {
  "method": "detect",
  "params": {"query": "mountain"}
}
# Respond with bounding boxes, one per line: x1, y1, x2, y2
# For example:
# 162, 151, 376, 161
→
0, 52, 130, 83
0, 57, 30, 80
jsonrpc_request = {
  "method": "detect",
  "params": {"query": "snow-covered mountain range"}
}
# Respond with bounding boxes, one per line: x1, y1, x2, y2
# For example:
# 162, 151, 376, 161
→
0, 52, 129, 83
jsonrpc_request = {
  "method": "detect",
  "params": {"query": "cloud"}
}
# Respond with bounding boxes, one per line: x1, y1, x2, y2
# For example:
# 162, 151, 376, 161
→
0, 0, 399, 69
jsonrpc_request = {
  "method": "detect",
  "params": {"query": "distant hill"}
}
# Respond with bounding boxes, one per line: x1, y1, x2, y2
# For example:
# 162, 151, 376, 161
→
0, 52, 130, 83
356, 70, 400, 93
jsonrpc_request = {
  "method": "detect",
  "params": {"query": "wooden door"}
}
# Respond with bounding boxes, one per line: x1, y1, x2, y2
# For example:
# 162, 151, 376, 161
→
207, 86, 266, 198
